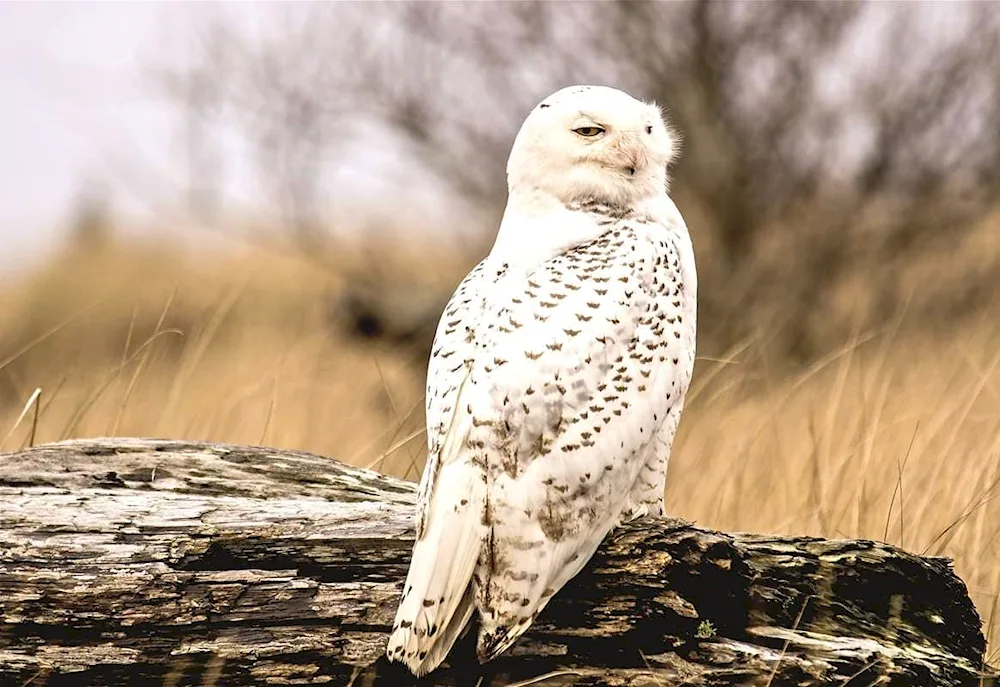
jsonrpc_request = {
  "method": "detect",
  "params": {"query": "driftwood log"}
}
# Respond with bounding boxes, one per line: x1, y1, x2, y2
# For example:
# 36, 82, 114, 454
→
0, 438, 995, 687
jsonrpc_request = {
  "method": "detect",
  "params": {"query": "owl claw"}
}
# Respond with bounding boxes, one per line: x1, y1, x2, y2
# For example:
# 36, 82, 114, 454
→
616, 503, 651, 527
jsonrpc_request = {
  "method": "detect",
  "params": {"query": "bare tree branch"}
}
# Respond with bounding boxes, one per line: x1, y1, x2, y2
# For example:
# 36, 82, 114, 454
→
159, 2, 1000, 361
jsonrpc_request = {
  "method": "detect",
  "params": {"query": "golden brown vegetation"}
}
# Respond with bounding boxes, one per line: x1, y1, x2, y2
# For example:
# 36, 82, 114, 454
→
1, 236, 997, 663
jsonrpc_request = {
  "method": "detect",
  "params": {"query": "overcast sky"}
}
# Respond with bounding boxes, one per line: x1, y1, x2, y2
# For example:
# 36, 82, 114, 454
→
1, 3, 170, 269
1, 2, 475, 275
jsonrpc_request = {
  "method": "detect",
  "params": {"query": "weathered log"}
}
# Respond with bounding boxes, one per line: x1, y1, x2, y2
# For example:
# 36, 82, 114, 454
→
0, 438, 994, 686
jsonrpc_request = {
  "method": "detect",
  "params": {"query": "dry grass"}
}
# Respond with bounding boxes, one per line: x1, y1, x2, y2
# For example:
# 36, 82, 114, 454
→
675, 326, 1000, 664
1, 237, 998, 664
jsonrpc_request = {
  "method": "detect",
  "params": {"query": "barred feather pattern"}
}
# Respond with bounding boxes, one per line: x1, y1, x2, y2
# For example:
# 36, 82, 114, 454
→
385, 200, 696, 676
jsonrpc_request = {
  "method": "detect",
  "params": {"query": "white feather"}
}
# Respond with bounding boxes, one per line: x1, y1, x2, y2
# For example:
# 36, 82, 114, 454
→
386, 85, 697, 676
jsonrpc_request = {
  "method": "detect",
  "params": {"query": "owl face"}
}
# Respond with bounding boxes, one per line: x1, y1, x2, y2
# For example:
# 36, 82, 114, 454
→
506, 85, 677, 209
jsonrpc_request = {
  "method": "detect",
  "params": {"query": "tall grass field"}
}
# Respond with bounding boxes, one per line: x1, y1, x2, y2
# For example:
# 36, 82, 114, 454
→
1, 238, 997, 665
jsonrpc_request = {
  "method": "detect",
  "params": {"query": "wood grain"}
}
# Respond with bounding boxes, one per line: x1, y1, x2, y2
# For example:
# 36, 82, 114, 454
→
1, 438, 993, 686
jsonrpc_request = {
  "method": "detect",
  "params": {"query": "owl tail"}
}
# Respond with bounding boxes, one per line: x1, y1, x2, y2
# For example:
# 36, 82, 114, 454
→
386, 461, 485, 676
475, 517, 616, 664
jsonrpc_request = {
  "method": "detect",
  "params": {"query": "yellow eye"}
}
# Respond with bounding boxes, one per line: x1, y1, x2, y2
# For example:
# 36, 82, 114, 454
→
573, 126, 604, 137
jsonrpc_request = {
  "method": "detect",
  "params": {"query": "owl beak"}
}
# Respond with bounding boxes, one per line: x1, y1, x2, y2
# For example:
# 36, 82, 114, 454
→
618, 133, 647, 177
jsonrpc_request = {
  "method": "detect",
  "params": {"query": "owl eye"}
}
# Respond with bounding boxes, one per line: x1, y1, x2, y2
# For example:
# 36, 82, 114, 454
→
573, 126, 605, 138
646, 125, 653, 134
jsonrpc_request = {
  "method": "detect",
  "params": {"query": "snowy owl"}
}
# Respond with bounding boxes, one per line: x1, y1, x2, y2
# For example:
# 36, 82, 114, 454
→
386, 85, 697, 676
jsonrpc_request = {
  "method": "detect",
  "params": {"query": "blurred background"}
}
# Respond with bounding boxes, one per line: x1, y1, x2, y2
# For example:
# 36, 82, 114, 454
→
1, 1, 999, 661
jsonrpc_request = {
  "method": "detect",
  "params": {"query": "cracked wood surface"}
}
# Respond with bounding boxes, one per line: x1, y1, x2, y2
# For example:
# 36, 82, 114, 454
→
0, 438, 994, 686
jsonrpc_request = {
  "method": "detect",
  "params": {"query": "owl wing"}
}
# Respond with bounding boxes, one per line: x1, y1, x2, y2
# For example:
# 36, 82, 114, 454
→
386, 257, 499, 676
387, 219, 695, 674
467, 222, 694, 660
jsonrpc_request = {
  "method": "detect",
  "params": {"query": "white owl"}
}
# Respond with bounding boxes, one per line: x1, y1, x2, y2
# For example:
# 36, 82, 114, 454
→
386, 85, 697, 676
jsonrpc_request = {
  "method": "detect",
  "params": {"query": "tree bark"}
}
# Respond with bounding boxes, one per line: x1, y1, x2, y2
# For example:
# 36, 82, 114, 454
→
0, 438, 994, 686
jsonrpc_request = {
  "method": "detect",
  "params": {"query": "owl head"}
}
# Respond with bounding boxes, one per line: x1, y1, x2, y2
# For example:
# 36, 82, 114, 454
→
506, 85, 678, 209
